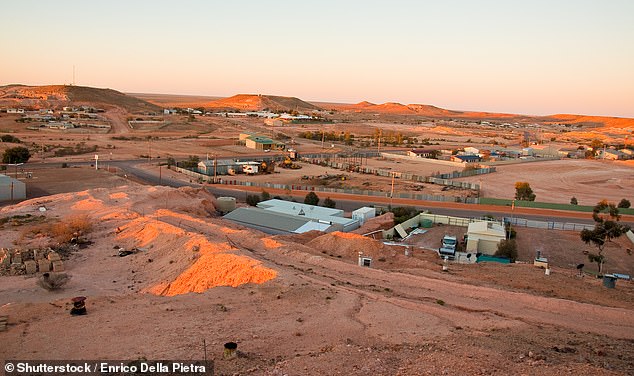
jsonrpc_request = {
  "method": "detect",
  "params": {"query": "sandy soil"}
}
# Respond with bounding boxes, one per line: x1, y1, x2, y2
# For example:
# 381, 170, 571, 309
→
1, 186, 633, 375
457, 159, 634, 205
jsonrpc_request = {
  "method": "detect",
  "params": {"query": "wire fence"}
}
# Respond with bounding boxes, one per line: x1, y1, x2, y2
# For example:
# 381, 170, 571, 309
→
504, 217, 594, 231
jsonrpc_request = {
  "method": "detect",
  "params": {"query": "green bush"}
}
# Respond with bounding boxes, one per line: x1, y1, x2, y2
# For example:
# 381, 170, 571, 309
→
0, 134, 21, 143
304, 192, 320, 205
246, 194, 261, 207
323, 197, 336, 208
495, 239, 518, 262
2, 146, 31, 163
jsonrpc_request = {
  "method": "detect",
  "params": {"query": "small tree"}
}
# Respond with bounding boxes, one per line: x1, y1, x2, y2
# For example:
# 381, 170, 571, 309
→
570, 197, 578, 205
514, 182, 536, 201
323, 197, 336, 208
617, 198, 631, 209
261, 190, 271, 201
304, 191, 320, 205
590, 139, 603, 157
495, 239, 518, 262
580, 200, 631, 274
246, 194, 261, 206
2, 146, 31, 164
0, 134, 21, 143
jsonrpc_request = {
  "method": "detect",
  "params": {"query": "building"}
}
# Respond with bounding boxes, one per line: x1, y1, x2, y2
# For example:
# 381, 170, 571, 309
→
463, 146, 480, 155
451, 154, 481, 163
598, 149, 626, 160
352, 207, 375, 225
465, 221, 506, 255
223, 199, 359, 234
0, 174, 26, 201
245, 135, 286, 151
407, 149, 435, 158
197, 160, 243, 175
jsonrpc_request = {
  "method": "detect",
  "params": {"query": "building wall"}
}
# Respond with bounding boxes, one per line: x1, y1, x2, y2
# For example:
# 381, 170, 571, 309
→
466, 234, 504, 254
0, 177, 26, 201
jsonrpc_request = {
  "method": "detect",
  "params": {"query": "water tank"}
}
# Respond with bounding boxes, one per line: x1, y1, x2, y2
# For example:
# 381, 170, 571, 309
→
216, 197, 236, 213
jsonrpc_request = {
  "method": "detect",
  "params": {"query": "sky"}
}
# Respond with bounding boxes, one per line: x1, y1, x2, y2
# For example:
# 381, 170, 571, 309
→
1, 0, 633, 117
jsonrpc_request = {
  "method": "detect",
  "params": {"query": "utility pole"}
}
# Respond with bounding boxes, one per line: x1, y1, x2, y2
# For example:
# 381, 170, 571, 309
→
508, 199, 515, 240
321, 129, 325, 149
377, 129, 382, 154
159, 164, 162, 185
213, 155, 217, 184
390, 171, 395, 208
148, 138, 152, 162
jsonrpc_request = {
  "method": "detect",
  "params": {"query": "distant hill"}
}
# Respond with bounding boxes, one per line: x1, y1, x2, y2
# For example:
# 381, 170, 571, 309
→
330, 100, 634, 128
206, 94, 322, 112
0, 85, 161, 113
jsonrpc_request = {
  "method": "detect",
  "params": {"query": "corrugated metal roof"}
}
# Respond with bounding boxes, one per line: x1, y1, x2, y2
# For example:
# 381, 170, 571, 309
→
224, 207, 318, 233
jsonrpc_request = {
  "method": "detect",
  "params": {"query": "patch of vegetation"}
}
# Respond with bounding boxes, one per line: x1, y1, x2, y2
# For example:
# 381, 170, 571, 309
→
19, 215, 93, 245
323, 197, 336, 208
514, 181, 536, 201
436, 299, 445, 306
618, 198, 631, 209
580, 200, 631, 274
390, 206, 419, 225
246, 194, 261, 207
0, 134, 21, 143
177, 155, 200, 169
304, 192, 320, 205
53, 142, 98, 157
495, 239, 518, 262
0, 214, 46, 228
2, 146, 31, 163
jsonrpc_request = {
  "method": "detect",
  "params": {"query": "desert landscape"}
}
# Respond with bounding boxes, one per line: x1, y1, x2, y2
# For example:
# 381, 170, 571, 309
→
1, 183, 633, 375
1, 83, 633, 375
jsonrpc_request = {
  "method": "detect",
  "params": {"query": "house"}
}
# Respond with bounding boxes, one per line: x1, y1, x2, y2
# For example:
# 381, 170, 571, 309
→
598, 149, 626, 160
463, 146, 480, 155
531, 145, 561, 158
557, 147, 580, 158
619, 149, 633, 159
264, 118, 284, 127
451, 154, 481, 163
465, 221, 506, 255
7, 109, 24, 114
408, 149, 435, 158
245, 135, 285, 151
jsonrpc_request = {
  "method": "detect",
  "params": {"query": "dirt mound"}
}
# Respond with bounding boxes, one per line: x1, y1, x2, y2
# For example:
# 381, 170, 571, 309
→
206, 94, 322, 112
351, 212, 395, 235
306, 231, 395, 260
273, 230, 324, 244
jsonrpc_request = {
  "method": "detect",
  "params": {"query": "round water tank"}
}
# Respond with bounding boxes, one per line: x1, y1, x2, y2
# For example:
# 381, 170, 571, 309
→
216, 197, 236, 213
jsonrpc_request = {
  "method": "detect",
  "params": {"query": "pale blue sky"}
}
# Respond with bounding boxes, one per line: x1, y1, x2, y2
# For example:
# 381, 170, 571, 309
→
1, 0, 633, 117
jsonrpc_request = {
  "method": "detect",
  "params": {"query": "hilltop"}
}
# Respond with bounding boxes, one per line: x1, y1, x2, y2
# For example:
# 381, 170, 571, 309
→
0, 85, 161, 113
331, 100, 634, 129
206, 94, 322, 112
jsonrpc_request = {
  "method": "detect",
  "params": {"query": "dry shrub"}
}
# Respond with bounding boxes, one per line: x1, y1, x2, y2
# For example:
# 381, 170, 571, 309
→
50, 215, 93, 243
16, 215, 93, 246
36, 272, 71, 290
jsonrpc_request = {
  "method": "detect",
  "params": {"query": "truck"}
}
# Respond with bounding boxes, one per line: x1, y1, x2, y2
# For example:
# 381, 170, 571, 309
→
439, 235, 457, 258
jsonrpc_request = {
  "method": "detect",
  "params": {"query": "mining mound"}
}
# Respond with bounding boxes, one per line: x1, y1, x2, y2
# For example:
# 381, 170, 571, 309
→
305, 231, 394, 260
351, 212, 395, 235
